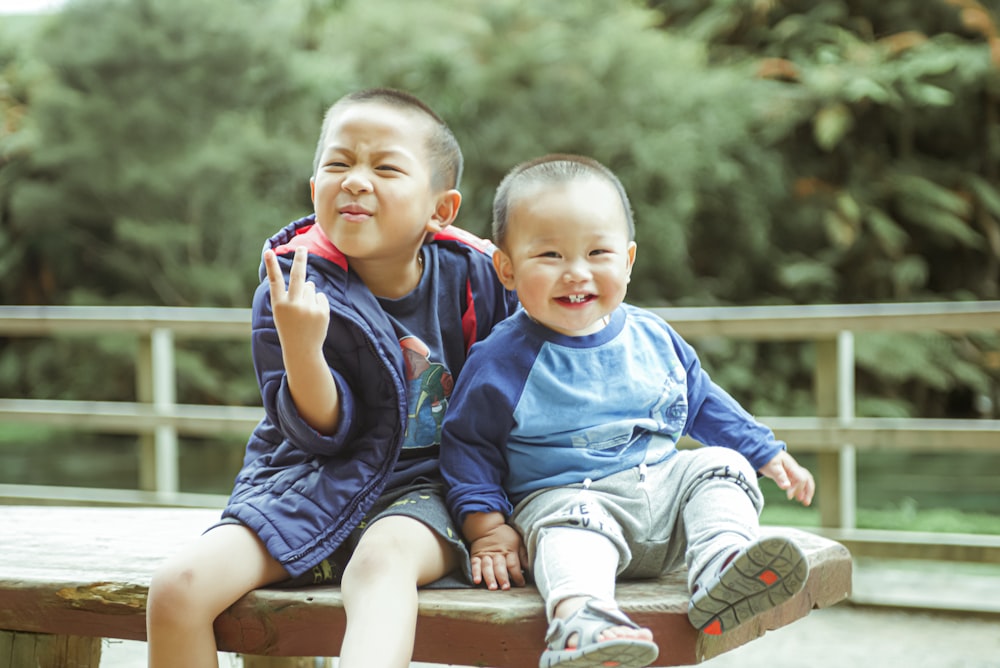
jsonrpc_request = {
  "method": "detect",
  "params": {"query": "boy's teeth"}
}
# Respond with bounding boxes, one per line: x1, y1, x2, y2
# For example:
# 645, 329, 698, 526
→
568, 294, 586, 303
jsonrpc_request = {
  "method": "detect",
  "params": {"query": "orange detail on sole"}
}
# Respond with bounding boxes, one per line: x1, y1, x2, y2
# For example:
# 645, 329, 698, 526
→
704, 619, 723, 635
758, 569, 779, 586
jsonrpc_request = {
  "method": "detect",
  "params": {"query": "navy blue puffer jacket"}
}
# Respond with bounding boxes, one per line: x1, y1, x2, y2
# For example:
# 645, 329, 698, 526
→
222, 214, 516, 577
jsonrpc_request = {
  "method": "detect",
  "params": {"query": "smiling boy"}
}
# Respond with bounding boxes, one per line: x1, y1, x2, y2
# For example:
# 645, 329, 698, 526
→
440, 154, 815, 668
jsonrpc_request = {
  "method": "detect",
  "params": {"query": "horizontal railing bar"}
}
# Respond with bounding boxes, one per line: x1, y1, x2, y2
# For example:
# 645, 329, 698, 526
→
0, 483, 228, 509
3, 301, 999, 340
0, 399, 262, 436
652, 301, 1000, 339
4, 399, 998, 451
766, 417, 1000, 452
671, 415, 1000, 452
809, 528, 1000, 564
0, 305, 250, 338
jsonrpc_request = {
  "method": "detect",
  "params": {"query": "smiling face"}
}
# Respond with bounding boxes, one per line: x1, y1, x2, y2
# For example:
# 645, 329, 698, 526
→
310, 100, 460, 295
493, 175, 637, 337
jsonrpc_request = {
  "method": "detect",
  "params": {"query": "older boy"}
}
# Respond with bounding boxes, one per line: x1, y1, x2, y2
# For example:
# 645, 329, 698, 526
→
147, 89, 517, 668
440, 154, 815, 668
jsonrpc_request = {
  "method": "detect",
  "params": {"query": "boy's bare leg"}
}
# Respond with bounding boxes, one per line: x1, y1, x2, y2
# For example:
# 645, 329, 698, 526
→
338, 515, 456, 668
147, 523, 288, 668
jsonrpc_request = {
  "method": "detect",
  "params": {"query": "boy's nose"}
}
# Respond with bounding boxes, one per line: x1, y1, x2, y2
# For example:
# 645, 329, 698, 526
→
563, 260, 591, 282
342, 171, 372, 194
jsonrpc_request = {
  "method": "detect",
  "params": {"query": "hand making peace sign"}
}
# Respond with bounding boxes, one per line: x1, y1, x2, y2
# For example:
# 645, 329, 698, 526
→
263, 246, 330, 354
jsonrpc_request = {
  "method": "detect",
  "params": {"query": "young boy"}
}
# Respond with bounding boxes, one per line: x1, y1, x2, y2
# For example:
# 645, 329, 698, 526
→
440, 154, 815, 668
146, 88, 518, 668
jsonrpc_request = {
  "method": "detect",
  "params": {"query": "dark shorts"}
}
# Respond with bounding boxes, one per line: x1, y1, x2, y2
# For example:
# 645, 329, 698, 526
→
218, 480, 472, 589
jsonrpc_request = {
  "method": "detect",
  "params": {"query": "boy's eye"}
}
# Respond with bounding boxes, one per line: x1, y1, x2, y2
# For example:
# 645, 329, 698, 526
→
376, 164, 402, 173
538, 251, 561, 258
590, 249, 611, 256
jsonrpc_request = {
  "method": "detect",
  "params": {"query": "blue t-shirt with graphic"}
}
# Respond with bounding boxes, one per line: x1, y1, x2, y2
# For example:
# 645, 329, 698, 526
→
377, 244, 467, 491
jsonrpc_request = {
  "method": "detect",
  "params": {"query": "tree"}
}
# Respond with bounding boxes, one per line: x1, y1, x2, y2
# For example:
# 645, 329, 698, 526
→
642, 0, 1000, 418
0, 0, 323, 404
1, 0, 996, 417
3, 0, 318, 309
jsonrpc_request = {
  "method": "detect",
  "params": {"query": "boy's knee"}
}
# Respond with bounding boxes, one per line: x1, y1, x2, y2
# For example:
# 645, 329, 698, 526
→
691, 448, 757, 482
341, 536, 400, 586
147, 563, 202, 623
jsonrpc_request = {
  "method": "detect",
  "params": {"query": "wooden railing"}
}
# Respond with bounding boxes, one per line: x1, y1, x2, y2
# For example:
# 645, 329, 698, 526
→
2, 302, 999, 562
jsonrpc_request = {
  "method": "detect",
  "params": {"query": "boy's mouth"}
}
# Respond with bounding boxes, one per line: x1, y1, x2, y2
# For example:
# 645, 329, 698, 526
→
339, 203, 373, 220
560, 294, 594, 305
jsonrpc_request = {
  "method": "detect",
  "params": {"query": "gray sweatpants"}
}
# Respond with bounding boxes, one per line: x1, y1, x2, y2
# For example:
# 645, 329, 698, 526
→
511, 445, 764, 619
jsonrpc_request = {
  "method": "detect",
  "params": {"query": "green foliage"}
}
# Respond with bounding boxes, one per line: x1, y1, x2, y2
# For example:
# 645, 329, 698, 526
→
3, 0, 317, 308
1, 0, 997, 416
296, 0, 799, 305
643, 0, 1000, 416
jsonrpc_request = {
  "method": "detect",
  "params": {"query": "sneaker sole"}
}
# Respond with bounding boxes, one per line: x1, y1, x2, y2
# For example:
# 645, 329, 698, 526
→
688, 535, 809, 635
540, 638, 659, 668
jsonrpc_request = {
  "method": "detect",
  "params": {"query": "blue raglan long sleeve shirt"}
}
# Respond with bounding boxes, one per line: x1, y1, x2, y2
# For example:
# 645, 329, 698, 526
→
440, 305, 786, 524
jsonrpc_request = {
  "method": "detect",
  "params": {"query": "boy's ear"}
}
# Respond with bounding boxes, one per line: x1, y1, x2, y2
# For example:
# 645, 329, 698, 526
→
310, 177, 316, 204
426, 189, 462, 234
626, 241, 637, 282
492, 248, 517, 290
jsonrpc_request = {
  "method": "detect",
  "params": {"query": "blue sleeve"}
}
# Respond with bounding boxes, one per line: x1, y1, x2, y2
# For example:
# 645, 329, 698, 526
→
251, 280, 356, 456
668, 326, 786, 471
440, 341, 523, 523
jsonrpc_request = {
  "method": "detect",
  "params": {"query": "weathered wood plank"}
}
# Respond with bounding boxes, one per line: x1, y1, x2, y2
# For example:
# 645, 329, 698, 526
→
0, 631, 101, 667
0, 506, 851, 666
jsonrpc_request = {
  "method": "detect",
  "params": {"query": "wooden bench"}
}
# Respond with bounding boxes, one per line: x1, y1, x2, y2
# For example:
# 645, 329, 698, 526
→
0, 506, 851, 667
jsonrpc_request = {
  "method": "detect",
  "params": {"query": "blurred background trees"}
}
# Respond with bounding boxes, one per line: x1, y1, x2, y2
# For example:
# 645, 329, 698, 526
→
1, 0, 997, 432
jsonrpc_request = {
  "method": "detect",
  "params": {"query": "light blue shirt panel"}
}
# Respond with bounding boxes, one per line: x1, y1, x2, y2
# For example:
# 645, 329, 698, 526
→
505, 321, 690, 499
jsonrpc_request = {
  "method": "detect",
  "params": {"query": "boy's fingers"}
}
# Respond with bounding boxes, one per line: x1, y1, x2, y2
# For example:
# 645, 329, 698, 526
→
286, 247, 309, 299
507, 554, 526, 587
263, 250, 287, 299
480, 556, 498, 590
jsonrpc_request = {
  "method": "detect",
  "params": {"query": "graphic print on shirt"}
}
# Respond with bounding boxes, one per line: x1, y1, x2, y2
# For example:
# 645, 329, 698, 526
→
400, 335, 454, 450
650, 358, 688, 437
644, 359, 689, 462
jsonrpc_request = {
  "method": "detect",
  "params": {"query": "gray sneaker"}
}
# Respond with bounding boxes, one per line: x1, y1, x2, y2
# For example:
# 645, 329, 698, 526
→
688, 535, 809, 635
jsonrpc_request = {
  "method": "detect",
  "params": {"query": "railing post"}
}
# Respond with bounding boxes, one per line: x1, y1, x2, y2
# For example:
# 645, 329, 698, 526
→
151, 327, 180, 498
136, 329, 180, 497
814, 331, 857, 528
136, 338, 155, 492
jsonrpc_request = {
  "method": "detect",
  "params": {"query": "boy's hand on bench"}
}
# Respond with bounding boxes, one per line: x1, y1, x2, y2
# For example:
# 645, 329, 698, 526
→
469, 523, 528, 591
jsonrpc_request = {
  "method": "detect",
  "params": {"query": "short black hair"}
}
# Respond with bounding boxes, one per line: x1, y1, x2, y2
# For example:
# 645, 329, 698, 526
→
492, 153, 635, 248
313, 87, 463, 191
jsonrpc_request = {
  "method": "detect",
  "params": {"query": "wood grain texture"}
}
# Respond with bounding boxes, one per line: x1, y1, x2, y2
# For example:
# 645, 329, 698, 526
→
0, 506, 851, 666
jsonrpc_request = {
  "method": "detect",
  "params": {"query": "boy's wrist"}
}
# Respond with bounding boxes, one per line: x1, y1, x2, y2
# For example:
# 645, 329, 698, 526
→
462, 511, 506, 543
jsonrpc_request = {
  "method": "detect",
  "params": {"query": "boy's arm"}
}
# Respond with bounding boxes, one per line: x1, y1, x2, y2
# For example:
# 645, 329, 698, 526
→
462, 511, 528, 590
440, 345, 526, 588
668, 323, 815, 506
440, 352, 517, 520
263, 247, 340, 435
